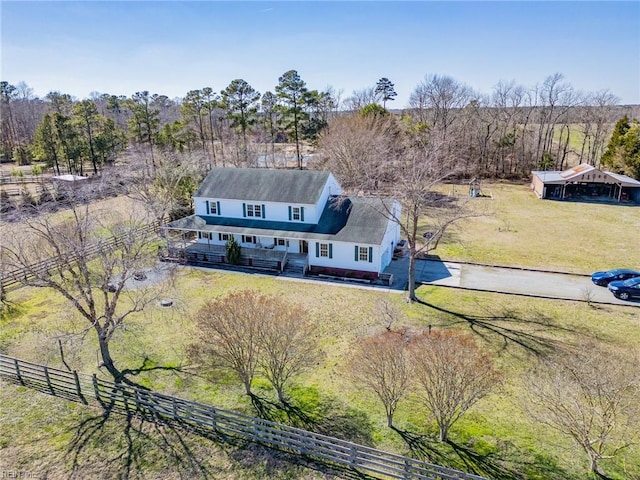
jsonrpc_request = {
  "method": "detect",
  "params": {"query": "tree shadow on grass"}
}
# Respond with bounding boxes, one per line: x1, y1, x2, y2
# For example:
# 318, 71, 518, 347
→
66, 392, 212, 479
414, 297, 588, 358
446, 439, 525, 480
65, 391, 376, 480
119, 356, 184, 386
391, 426, 575, 480
390, 427, 450, 466
249, 388, 375, 446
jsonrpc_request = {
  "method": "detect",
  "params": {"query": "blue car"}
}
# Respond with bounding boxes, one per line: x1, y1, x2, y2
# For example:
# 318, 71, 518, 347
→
591, 268, 640, 286
608, 277, 640, 300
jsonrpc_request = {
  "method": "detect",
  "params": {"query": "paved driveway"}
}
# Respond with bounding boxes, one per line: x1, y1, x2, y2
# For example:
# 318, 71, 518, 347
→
411, 259, 640, 307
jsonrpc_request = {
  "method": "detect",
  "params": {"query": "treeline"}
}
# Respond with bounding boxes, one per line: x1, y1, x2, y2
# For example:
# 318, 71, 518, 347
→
0, 70, 336, 173
1, 72, 638, 179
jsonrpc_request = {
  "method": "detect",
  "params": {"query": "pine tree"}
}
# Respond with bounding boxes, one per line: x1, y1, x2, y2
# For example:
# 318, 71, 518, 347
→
375, 78, 397, 109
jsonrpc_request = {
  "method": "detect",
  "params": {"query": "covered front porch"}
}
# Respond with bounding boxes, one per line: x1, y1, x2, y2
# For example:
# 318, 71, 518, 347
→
160, 229, 309, 273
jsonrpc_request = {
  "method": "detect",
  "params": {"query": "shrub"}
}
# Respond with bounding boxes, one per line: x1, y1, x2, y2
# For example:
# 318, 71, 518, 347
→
225, 236, 241, 265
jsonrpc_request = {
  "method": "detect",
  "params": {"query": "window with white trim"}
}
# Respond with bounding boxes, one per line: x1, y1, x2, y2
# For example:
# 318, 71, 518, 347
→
209, 201, 218, 215
358, 246, 369, 261
199, 232, 212, 240
292, 207, 301, 220
276, 238, 288, 246
319, 243, 329, 257
242, 235, 257, 244
246, 204, 261, 217
219, 233, 230, 241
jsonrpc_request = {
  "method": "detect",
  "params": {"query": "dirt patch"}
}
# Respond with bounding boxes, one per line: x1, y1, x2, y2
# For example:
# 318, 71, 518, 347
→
117, 261, 176, 291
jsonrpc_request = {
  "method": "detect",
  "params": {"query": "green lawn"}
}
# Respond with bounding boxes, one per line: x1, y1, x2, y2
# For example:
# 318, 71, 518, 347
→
432, 182, 640, 273
2, 265, 639, 479
1, 187, 640, 479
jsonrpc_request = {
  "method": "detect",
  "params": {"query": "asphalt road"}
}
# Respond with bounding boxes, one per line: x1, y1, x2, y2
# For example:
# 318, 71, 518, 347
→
413, 259, 640, 307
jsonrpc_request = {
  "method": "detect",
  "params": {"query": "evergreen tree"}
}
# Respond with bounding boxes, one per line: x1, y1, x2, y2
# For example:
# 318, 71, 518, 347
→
225, 236, 241, 265
127, 91, 160, 172
375, 77, 397, 109
601, 115, 640, 178
276, 70, 308, 169
221, 79, 260, 163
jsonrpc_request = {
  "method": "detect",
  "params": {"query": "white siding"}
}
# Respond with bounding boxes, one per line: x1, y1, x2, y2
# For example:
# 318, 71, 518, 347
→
194, 197, 322, 223
308, 241, 380, 273
379, 201, 401, 270
194, 174, 340, 223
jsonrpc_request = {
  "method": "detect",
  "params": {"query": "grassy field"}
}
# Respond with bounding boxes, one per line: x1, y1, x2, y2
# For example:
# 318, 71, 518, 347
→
1, 187, 640, 479
432, 182, 640, 273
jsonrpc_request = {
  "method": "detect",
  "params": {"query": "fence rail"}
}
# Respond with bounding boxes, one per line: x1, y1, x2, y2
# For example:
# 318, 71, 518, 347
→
0, 354, 487, 480
1, 221, 161, 291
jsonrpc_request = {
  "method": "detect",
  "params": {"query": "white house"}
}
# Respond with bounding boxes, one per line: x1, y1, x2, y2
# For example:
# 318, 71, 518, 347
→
162, 167, 401, 279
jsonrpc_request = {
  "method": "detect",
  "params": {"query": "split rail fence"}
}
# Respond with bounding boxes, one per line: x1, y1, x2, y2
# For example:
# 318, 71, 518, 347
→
0, 221, 161, 291
0, 354, 487, 480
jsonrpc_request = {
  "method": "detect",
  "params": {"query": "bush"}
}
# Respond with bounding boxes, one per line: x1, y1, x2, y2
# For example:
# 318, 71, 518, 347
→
225, 236, 241, 265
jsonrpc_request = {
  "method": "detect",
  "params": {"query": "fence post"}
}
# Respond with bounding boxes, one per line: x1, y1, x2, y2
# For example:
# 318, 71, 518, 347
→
92, 374, 102, 406
210, 406, 217, 428
349, 445, 357, 468
44, 366, 55, 394
14, 358, 24, 385
122, 386, 130, 412
404, 458, 412, 479
73, 371, 87, 404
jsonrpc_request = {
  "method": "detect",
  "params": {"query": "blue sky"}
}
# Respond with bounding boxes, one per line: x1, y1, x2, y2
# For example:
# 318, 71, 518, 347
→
2, 1, 639, 106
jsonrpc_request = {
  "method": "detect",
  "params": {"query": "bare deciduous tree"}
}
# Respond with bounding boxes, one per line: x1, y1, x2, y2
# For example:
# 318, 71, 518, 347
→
408, 74, 473, 140
344, 87, 379, 111
348, 331, 411, 428
376, 139, 478, 300
128, 151, 204, 223
257, 299, 321, 403
189, 290, 320, 400
409, 329, 501, 442
3, 184, 169, 385
377, 296, 403, 331
318, 111, 478, 301
316, 113, 398, 191
524, 345, 640, 477
188, 290, 262, 395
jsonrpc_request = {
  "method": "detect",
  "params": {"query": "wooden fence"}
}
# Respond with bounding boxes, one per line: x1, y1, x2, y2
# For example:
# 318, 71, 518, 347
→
0, 354, 487, 480
1, 221, 161, 291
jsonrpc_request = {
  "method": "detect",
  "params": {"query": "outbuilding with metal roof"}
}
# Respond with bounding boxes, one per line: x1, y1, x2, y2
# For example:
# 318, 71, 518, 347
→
531, 164, 640, 202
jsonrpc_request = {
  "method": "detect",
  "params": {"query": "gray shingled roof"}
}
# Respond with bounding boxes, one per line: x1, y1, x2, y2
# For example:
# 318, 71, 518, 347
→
194, 167, 332, 204
165, 196, 393, 245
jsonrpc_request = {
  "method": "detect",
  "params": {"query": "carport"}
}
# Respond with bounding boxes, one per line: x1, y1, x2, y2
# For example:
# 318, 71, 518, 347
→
531, 164, 640, 203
